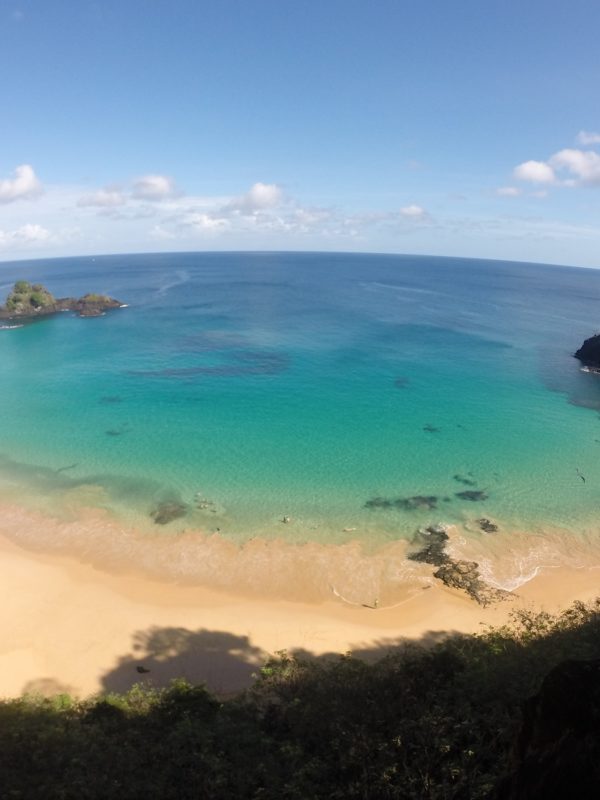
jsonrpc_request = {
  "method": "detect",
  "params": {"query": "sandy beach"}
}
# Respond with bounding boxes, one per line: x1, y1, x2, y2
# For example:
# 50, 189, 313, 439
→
1, 502, 599, 699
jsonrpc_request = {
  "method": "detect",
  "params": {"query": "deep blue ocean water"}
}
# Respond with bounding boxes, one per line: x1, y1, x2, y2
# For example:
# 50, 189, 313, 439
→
2, 251, 600, 590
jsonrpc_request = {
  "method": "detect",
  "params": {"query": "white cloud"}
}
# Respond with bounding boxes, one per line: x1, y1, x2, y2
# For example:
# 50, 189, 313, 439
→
549, 148, 600, 186
496, 186, 521, 197
513, 160, 556, 184
400, 204, 426, 217
0, 223, 51, 248
0, 164, 42, 204
78, 188, 126, 207
186, 212, 230, 231
576, 130, 600, 145
227, 182, 283, 214
513, 137, 600, 189
150, 224, 176, 240
132, 174, 179, 200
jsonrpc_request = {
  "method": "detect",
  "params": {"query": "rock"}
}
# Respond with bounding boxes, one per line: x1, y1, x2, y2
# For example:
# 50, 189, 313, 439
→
150, 501, 187, 525
433, 560, 510, 606
71, 294, 122, 317
408, 524, 510, 605
574, 334, 600, 367
455, 490, 488, 502
453, 473, 477, 486
496, 659, 600, 799
478, 517, 499, 533
364, 494, 438, 511
407, 525, 449, 566
397, 495, 438, 510
0, 281, 124, 322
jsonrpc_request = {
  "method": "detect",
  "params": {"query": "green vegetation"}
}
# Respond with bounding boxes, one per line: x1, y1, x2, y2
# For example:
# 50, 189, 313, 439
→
4, 280, 56, 312
80, 293, 112, 303
1, 601, 599, 799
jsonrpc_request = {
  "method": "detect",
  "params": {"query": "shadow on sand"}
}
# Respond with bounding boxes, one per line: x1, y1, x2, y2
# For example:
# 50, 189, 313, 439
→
99, 624, 470, 696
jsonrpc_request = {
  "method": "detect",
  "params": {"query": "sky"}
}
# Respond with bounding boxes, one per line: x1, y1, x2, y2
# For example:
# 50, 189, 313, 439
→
1, 0, 600, 266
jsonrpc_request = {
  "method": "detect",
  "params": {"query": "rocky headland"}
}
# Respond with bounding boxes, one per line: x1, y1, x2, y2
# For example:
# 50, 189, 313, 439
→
574, 333, 600, 368
0, 281, 123, 321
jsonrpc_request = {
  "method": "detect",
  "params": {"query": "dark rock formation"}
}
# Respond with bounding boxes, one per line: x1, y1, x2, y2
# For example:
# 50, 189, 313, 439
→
0, 281, 123, 321
453, 473, 477, 486
456, 489, 488, 502
150, 502, 187, 525
408, 524, 510, 605
497, 659, 600, 799
407, 524, 449, 566
478, 517, 499, 533
574, 333, 600, 367
433, 560, 508, 606
365, 495, 438, 511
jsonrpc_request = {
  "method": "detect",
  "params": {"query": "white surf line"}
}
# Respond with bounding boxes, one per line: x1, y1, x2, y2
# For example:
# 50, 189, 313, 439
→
330, 584, 429, 611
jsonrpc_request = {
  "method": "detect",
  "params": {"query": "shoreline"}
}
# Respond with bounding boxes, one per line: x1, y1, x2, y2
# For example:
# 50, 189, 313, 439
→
1, 502, 599, 698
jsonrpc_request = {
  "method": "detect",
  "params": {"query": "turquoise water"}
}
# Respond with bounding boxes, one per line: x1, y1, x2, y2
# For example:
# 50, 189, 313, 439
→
1, 251, 600, 575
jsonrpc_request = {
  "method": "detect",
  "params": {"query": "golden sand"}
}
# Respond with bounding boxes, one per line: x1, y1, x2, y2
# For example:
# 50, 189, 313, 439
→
0, 504, 598, 698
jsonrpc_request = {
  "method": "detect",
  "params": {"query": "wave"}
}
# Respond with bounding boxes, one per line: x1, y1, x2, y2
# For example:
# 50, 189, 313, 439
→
2, 501, 600, 606
155, 269, 190, 297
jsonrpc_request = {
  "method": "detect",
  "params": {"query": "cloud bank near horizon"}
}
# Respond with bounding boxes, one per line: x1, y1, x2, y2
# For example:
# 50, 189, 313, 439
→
0, 165, 434, 257
2, 131, 600, 268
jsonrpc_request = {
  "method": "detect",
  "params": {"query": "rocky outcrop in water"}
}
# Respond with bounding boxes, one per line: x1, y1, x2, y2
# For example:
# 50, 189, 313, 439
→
574, 333, 600, 367
150, 502, 187, 525
455, 489, 488, 502
408, 524, 510, 606
478, 517, 499, 533
407, 524, 449, 565
497, 659, 600, 799
365, 494, 438, 511
0, 281, 123, 320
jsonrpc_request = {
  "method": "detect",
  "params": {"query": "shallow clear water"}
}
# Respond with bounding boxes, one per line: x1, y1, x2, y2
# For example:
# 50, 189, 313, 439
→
1, 251, 600, 559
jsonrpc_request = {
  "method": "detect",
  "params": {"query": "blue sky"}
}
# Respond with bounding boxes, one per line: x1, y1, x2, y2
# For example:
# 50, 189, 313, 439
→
1, 0, 600, 265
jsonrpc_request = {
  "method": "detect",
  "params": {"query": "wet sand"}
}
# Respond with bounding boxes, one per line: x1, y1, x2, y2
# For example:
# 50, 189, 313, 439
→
1, 503, 599, 699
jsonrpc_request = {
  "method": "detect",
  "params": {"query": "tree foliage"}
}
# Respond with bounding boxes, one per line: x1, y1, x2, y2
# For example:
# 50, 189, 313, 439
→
1, 601, 599, 799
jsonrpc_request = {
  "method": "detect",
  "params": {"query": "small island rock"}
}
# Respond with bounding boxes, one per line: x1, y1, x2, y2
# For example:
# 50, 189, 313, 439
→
0, 281, 123, 321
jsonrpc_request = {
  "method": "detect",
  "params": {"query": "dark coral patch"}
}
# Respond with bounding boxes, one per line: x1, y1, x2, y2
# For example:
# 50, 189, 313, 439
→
453, 474, 477, 486
455, 490, 488, 502
150, 502, 187, 525
365, 495, 438, 511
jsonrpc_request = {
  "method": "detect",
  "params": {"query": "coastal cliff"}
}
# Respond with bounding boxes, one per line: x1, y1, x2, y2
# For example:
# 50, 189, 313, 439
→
574, 333, 600, 367
0, 281, 123, 320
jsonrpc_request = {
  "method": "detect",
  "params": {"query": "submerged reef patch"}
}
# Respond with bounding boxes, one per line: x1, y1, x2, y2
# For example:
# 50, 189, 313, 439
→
129, 350, 289, 380
150, 501, 188, 525
455, 490, 488, 502
105, 427, 129, 437
364, 495, 438, 511
453, 473, 477, 486
478, 518, 499, 533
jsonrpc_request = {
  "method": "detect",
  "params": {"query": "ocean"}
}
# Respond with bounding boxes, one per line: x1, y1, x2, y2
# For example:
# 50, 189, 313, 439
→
1, 251, 600, 599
